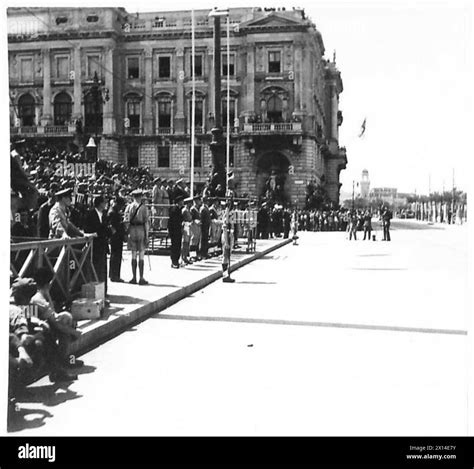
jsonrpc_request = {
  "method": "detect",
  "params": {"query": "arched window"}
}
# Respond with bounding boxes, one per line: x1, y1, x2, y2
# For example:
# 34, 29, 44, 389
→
267, 95, 282, 123
53, 92, 72, 125
126, 96, 141, 131
18, 94, 35, 127
84, 91, 103, 133
187, 94, 204, 132
222, 98, 236, 129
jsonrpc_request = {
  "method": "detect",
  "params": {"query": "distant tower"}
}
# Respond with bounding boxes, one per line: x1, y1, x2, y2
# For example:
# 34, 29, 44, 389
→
360, 169, 370, 198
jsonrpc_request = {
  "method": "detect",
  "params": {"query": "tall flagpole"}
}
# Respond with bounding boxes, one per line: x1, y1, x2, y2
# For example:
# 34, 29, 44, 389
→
226, 15, 230, 193
190, 9, 195, 197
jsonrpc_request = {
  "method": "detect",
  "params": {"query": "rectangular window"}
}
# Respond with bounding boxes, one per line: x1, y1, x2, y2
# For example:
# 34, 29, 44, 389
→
127, 57, 140, 79
158, 101, 172, 128
158, 56, 171, 79
20, 58, 33, 82
191, 54, 203, 77
56, 56, 69, 79
87, 55, 100, 78
222, 53, 235, 77
268, 51, 281, 73
192, 145, 202, 167
158, 145, 170, 167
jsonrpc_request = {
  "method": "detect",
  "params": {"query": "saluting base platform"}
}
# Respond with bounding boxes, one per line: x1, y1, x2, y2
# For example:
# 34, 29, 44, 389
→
69, 238, 292, 357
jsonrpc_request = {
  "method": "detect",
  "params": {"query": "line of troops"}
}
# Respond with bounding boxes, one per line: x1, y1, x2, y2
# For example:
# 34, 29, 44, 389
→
43, 182, 247, 289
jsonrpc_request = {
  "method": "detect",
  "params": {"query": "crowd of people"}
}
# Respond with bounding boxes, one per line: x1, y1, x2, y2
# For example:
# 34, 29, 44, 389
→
293, 207, 393, 241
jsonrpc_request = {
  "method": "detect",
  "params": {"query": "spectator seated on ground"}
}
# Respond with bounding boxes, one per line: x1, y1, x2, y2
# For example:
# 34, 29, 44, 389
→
30, 267, 83, 367
9, 277, 78, 386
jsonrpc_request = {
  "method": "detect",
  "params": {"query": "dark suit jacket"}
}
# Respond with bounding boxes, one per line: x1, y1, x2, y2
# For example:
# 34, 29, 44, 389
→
84, 209, 110, 256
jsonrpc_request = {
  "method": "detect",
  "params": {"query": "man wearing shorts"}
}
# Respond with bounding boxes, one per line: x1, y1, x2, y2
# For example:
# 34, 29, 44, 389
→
124, 189, 149, 285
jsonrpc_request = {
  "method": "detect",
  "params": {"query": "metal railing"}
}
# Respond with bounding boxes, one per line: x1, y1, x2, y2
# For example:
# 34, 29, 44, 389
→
243, 122, 302, 132
11, 235, 98, 306
44, 125, 69, 134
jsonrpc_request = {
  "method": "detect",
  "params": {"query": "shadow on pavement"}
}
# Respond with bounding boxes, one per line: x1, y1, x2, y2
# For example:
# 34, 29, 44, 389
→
107, 294, 148, 305
8, 406, 53, 433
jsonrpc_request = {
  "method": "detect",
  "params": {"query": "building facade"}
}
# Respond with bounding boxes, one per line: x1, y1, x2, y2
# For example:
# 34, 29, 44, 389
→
8, 6, 347, 206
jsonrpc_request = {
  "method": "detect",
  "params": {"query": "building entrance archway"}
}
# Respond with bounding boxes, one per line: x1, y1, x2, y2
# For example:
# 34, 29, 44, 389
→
256, 151, 291, 203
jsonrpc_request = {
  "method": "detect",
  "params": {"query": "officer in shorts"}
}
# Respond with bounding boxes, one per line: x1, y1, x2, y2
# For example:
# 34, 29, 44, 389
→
124, 189, 149, 285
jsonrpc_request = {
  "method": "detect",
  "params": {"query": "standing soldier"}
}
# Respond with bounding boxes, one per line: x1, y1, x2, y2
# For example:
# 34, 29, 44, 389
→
190, 196, 202, 261
221, 195, 235, 283
209, 198, 222, 257
382, 205, 392, 241
160, 179, 170, 230
199, 196, 211, 259
124, 189, 149, 285
181, 197, 193, 265
362, 210, 372, 241
168, 194, 184, 269
108, 196, 127, 282
151, 177, 162, 231
290, 208, 299, 245
37, 183, 59, 239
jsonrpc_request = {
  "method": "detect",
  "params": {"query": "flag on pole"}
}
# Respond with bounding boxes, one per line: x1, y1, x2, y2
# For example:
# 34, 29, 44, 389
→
358, 118, 366, 138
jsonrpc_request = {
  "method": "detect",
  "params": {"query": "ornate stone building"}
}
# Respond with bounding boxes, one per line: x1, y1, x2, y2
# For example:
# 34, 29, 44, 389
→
8, 6, 347, 205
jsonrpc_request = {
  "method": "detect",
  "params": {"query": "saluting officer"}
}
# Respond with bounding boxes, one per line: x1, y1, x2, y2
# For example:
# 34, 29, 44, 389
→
48, 188, 84, 239
124, 189, 149, 285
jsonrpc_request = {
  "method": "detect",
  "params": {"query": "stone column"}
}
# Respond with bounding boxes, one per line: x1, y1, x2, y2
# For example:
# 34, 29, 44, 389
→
73, 44, 82, 121
175, 47, 185, 133
40, 48, 52, 126
293, 44, 302, 112
242, 45, 255, 121
143, 47, 153, 134
330, 83, 338, 141
103, 46, 115, 134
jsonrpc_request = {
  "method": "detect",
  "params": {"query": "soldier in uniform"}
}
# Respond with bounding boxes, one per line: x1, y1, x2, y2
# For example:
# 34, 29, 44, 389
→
168, 194, 184, 268
221, 196, 235, 283
209, 198, 222, 257
124, 189, 149, 285
151, 177, 162, 231
190, 196, 202, 261
382, 205, 392, 241
37, 183, 59, 238
181, 197, 193, 265
199, 196, 211, 259
48, 188, 84, 239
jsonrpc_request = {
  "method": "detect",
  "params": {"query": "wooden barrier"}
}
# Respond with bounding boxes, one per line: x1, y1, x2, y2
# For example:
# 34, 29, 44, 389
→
10, 235, 98, 306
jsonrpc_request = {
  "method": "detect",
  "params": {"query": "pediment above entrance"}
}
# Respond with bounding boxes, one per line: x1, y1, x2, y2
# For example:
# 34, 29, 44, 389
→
240, 13, 305, 30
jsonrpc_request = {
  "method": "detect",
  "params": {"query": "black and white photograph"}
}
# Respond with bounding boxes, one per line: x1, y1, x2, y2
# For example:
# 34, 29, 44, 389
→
0, 0, 473, 462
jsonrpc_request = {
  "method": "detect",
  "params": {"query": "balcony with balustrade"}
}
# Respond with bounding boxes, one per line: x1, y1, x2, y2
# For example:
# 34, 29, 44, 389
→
10, 124, 76, 137
241, 121, 302, 135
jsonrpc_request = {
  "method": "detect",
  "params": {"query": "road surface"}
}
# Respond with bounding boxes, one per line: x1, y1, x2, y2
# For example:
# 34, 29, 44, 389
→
9, 221, 469, 436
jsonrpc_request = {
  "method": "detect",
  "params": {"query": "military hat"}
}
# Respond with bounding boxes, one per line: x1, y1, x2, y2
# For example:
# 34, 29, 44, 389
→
153, 177, 161, 184
176, 178, 184, 185
55, 188, 73, 198
131, 189, 143, 196
183, 196, 194, 203
174, 194, 185, 203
